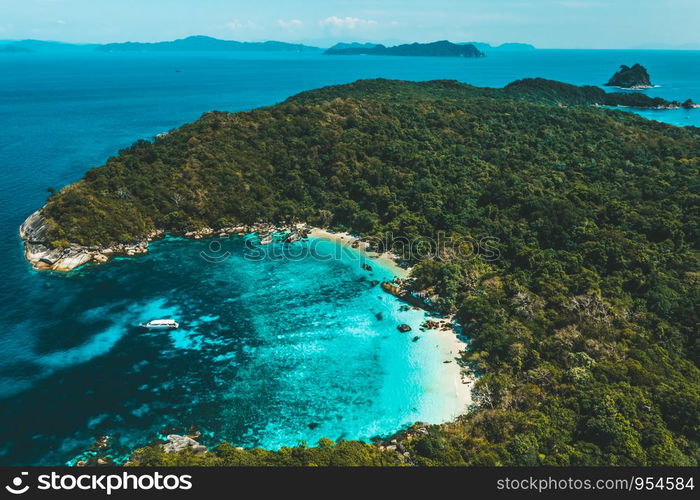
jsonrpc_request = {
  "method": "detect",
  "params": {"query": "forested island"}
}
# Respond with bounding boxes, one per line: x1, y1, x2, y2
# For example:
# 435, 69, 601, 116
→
0, 36, 323, 54
21, 78, 699, 466
605, 64, 653, 89
324, 40, 485, 57
96, 35, 321, 53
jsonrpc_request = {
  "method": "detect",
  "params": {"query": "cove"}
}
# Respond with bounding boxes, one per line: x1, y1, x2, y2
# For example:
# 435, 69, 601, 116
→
0, 234, 469, 465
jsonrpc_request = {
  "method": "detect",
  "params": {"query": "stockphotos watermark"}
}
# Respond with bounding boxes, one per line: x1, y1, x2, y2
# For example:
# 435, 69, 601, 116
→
3, 470, 192, 495
199, 231, 501, 265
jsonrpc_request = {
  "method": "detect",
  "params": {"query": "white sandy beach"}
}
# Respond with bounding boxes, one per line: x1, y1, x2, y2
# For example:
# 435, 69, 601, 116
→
307, 227, 473, 417
307, 227, 410, 278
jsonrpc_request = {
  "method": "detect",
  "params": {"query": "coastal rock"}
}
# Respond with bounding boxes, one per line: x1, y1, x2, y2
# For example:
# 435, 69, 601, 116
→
682, 99, 698, 109
19, 209, 154, 271
19, 209, 49, 243
283, 226, 307, 243
381, 281, 402, 297
185, 227, 214, 239
605, 64, 652, 89
92, 253, 109, 263
422, 319, 442, 330
19, 211, 63, 269
163, 434, 207, 455
397, 324, 412, 333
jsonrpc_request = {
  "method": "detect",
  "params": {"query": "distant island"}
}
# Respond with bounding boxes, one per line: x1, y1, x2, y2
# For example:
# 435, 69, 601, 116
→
327, 42, 378, 51
324, 40, 485, 58
0, 39, 99, 53
0, 37, 537, 56
0, 36, 323, 54
96, 35, 322, 53
330, 41, 536, 53
605, 63, 653, 89
465, 41, 536, 51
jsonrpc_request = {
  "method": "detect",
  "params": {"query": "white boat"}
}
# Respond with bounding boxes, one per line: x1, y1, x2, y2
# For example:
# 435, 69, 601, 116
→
139, 319, 179, 329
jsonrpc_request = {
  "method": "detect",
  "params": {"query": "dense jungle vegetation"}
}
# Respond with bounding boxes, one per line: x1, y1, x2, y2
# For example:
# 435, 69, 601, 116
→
40, 79, 699, 466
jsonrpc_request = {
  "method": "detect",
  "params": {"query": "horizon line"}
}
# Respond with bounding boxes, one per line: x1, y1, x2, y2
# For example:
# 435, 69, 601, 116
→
2, 35, 700, 51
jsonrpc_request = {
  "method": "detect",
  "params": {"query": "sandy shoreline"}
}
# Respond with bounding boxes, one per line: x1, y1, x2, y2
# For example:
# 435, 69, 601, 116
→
307, 227, 473, 417
307, 227, 411, 278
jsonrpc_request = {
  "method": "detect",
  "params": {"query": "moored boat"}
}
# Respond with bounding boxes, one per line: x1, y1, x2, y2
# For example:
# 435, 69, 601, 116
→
139, 319, 179, 329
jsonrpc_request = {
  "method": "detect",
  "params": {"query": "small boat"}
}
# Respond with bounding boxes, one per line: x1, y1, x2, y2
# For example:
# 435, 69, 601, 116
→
139, 319, 179, 329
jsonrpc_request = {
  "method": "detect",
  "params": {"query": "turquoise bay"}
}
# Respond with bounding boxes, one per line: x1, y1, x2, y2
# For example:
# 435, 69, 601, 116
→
0, 48, 698, 465
0, 234, 467, 465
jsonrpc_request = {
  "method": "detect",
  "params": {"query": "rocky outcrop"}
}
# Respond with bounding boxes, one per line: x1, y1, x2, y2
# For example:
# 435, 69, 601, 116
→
381, 281, 403, 297
682, 99, 699, 109
162, 434, 207, 455
19, 210, 149, 272
283, 226, 308, 243
605, 64, 652, 89
20, 210, 312, 272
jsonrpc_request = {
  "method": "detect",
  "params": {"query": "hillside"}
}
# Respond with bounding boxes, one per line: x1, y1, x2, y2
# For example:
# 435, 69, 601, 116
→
23, 78, 700, 465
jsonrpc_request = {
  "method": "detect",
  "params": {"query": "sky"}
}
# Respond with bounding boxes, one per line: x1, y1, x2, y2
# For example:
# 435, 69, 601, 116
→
1, 0, 699, 49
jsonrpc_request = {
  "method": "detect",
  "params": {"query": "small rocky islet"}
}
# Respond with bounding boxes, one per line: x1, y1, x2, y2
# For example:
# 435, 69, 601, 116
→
605, 63, 654, 89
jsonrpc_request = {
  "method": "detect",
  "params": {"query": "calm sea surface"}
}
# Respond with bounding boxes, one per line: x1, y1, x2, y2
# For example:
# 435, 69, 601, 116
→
0, 49, 697, 464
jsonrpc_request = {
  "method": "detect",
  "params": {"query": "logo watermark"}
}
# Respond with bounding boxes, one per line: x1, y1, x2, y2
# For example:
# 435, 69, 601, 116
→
199, 230, 500, 266
5, 472, 29, 495
3, 471, 193, 496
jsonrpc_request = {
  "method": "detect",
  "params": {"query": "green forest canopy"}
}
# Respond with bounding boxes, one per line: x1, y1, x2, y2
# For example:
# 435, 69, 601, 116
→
40, 78, 699, 466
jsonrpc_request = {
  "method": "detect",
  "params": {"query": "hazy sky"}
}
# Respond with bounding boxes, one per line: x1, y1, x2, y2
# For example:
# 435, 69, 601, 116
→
1, 0, 699, 48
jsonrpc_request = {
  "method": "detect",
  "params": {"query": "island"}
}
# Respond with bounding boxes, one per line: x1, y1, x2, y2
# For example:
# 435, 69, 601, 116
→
327, 42, 378, 51
0, 36, 322, 54
19, 78, 699, 467
19, 78, 696, 272
467, 41, 536, 51
96, 35, 322, 53
324, 40, 485, 57
605, 63, 653, 89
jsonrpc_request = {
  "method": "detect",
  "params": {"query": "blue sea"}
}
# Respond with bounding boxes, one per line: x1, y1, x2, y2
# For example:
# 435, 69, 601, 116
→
0, 49, 698, 465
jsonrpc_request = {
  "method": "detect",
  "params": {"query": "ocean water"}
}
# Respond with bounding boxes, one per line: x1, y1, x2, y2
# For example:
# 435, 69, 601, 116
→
0, 49, 698, 465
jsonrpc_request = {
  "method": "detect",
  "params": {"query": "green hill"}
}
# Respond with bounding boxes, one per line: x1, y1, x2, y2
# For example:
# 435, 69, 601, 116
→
29, 78, 700, 466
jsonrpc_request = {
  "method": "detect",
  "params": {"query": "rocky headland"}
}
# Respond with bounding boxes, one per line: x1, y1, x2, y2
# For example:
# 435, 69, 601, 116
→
20, 209, 309, 272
